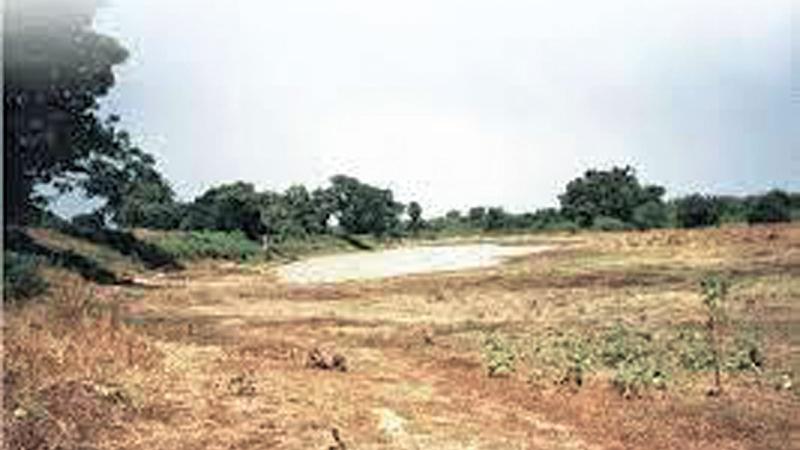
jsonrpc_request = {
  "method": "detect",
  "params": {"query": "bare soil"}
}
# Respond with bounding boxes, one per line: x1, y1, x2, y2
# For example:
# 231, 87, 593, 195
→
4, 226, 799, 449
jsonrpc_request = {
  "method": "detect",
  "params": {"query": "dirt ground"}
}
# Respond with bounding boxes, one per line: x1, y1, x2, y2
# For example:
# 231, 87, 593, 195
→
4, 226, 799, 449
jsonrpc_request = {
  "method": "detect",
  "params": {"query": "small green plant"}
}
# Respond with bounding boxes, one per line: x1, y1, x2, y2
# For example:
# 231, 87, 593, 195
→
529, 332, 593, 389
612, 359, 667, 398
483, 334, 516, 377
671, 326, 715, 371
727, 326, 764, 372
562, 338, 592, 388
600, 323, 667, 397
700, 275, 730, 395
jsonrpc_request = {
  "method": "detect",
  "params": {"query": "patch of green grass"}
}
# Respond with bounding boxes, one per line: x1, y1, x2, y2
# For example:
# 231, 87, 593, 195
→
152, 231, 261, 261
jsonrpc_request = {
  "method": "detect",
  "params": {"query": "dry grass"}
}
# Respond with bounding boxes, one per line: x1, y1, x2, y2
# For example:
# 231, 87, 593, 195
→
3, 224, 799, 449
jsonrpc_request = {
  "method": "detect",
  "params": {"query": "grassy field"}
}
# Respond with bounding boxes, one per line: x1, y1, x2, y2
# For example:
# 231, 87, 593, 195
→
3, 224, 799, 449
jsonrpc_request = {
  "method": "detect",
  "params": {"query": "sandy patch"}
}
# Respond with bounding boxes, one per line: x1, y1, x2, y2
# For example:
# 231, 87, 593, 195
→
278, 244, 553, 284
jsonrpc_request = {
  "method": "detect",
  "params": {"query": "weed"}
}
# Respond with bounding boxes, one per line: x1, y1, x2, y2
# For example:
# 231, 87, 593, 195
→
600, 323, 667, 396
670, 326, 715, 371
527, 331, 593, 388
726, 326, 764, 372
483, 334, 516, 377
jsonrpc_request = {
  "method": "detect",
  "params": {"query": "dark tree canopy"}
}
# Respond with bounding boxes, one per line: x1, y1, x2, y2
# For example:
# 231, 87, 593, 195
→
559, 166, 665, 228
675, 194, 721, 229
78, 129, 178, 229
183, 182, 266, 240
467, 207, 487, 228
327, 175, 404, 236
747, 189, 792, 225
407, 201, 424, 232
485, 207, 509, 230
4, 0, 130, 224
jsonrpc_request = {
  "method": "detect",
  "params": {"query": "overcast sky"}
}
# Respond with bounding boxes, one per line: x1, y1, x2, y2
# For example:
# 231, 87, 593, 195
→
86, 0, 797, 215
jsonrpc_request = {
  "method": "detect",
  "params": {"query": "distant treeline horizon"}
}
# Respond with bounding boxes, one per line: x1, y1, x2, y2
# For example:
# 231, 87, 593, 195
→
29, 165, 799, 242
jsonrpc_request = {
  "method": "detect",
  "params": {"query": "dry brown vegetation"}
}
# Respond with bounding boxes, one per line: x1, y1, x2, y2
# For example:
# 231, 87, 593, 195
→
3, 225, 799, 449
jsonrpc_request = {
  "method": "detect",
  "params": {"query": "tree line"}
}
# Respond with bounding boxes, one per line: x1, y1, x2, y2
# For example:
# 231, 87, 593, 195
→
72, 174, 413, 241
70, 164, 800, 241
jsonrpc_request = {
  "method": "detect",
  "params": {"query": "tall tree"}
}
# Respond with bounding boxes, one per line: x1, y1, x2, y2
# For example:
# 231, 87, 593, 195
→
559, 166, 665, 227
407, 201, 424, 233
746, 190, 792, 224
4, 0, 130, 224
80, 129, 178, 229
674, 194, 720, 229
183, 182, 266, 240
327, 175, 404, 236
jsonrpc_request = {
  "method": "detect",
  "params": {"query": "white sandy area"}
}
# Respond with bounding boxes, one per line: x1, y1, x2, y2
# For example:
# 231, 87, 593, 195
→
277, 243, 553, 284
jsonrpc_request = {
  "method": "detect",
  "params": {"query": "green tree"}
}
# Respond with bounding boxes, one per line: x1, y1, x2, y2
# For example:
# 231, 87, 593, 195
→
182, 182, 266, 240
4, 0, 129, 224
279, 184, 335, 236
467, 207, 487, 228
407, 201, 424, 233
746, 190, 792, 224
559, 166, 665, 228
632, 200, 669, 230
485, 207, 508, 230
79, 130, 178, 229
675, 194, 721, 228
327, 175, 404, 236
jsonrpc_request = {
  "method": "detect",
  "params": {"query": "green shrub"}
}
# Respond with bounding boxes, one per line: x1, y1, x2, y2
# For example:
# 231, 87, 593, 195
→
591, 216, 631, 232
154, 230, 261, 261
483, 334, 516, 377
747, 190, 792, 225
4, 251, 48, 301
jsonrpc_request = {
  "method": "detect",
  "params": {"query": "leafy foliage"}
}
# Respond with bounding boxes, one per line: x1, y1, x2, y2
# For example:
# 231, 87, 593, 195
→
153, 230, 261, 261
407, 201, 424, 233
4, 1, 129, 225
632, 200, 670, 230
746, 189, 792, 224
559, 166, 665, 228
327, 175, 404, 236
600, 324, 667, 397
181, 182, 266, 240
700, 275, 731, 395
675, 194, 721, 228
